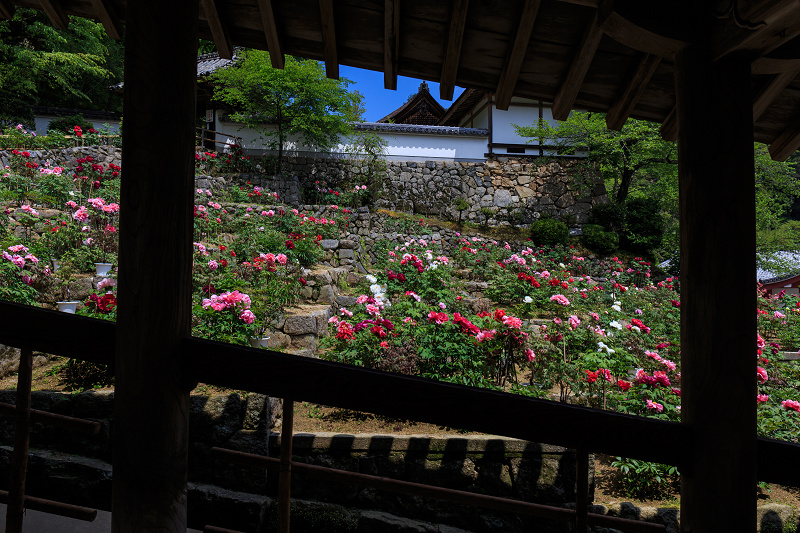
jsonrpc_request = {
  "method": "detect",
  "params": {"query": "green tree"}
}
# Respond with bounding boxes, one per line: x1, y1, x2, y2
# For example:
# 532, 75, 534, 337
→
0, 8, 123, 126
210, 50, 364, 171
515, 112, 677, 203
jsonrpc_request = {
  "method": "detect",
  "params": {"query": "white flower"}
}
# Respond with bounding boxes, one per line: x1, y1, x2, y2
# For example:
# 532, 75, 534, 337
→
609, 320, 622, 330
597, 341, 615, 354
366, 275, 377, 284
523, 296, 533, 303
611, 304, 622, 312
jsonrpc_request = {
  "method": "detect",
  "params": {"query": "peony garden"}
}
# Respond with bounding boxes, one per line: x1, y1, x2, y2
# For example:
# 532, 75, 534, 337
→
2, 131, 800, 451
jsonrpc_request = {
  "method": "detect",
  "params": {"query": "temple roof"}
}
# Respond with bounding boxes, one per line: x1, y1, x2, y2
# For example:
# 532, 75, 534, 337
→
378, 82, 446, 125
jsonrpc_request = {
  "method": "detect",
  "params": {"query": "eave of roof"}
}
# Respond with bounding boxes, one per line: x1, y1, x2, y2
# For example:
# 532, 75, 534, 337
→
354, 122, 488, 136
439, 89, 488, 127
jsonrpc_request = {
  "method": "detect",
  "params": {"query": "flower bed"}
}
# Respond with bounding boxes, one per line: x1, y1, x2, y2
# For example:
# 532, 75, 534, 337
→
1, 139, 799, 446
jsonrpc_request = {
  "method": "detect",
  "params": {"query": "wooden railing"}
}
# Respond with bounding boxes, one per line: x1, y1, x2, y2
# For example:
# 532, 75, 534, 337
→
196, 128, 244, 150
1, 299, 800, 531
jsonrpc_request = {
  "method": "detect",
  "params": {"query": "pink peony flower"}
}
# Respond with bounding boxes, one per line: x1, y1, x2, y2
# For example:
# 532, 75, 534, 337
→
550, 294, 570, 306
276, 254, 287, 265
73, 206, 89, 222
339, 308, 353, 317
645, 399, 664, 413
757, 394, 769, 403
240, 309, 255, 324
502, 315, 522, 329
525, 348, 535, 362
208, 260, 219, 271
757, 366, 768, 384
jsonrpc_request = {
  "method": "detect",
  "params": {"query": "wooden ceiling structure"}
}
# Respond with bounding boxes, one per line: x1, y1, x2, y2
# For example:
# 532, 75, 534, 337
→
1, 1, 800, 532
6, 0, 800, 158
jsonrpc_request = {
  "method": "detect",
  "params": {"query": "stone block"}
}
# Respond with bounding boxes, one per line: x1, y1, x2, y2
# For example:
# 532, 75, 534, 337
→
339, 248, 355, 259
283, 315, 317, 335
320, 239, 340, 250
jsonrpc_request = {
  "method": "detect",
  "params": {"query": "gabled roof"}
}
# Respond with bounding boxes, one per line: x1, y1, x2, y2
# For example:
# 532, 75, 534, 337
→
758, 252, 800, 286
438, 89, 488, 127
378, 82, 446, 125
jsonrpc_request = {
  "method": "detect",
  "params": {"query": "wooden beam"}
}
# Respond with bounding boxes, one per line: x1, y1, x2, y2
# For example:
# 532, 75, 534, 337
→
660, 106, 677, 141
753, 69, 800, 122
256, 0, 284, 69
675, 46, 757, 533
112, 0, 198, 530
201, 0, 233, 59
439, 0, 469, 101
0, 0, 15, 20
552, 10, 603, 121
186, 337, 691, 468
712, 0, 800, 61
39, 0, 69, 30
0, 301, 114, 366
598, 3, 688, 59
606, 54, 660, 130
495, 0, 542, 111
89, 0, 122, 40
318, 0, 338, 79
768, 115, 800, 161
384, 0, 400, 90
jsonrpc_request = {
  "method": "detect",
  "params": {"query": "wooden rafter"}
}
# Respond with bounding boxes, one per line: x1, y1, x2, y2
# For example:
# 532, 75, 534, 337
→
552, 11, 603, 121
201, 0, 233, 59
753, 69, 800, 122
257, 0, 284, 69
439, 0, 469, 101
659, 106, 677, 141
318, 0, 338, 79
89, 0, 122, 40
495, 0, 542, 111
769, 116, 800, 161
606, 54, 660, 130
384, 0, 400, 90
39, 0, 69, 30
0, 0, 15, 20
712, 0, 800, 61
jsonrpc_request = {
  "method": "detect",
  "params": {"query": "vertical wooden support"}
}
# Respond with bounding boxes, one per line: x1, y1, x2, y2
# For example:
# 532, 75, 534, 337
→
675, 45, 757, 533
574, 448, 588, 533
6, 348, 32, 533
278, 399, 294, 533
112, 1, 198, 531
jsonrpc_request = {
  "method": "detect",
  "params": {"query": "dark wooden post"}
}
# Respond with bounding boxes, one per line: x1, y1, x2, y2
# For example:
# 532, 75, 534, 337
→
112, 1, 198, 531
575, 447, 588, 533
278, 399, 294, 533
6, 347, 33, 533
675, 45, 757, 532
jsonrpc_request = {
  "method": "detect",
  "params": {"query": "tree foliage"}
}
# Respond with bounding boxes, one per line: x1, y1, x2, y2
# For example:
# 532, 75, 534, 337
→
516, 111, 800, 260
0, 8, 123, 126
515, 112, 677, 203
210, 50, 364, 171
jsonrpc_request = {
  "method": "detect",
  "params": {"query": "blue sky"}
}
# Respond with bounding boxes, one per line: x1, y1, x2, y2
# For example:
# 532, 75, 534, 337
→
340, 65, 465, 122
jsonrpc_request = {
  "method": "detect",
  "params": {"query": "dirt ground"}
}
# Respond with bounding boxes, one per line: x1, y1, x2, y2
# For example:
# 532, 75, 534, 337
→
3, 357, 799, 512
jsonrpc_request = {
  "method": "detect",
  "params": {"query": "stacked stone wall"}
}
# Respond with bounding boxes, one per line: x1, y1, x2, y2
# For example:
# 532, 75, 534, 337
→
0, 145, 121, 169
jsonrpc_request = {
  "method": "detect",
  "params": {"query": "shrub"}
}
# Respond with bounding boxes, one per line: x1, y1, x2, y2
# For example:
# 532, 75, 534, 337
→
48, 115, 95, 134
582, 224, 619, 255
589, 202, 626, 232
530, 216, 569, 247
623, 197, 664, 253
610, 457, 679, 500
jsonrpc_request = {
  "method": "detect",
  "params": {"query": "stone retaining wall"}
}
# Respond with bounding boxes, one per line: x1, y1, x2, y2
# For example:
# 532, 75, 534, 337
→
198, 154, 608, 226
0, 145, 121, 170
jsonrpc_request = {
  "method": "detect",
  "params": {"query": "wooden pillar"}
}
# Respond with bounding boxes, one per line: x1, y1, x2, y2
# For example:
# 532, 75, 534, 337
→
676, 46, 757, 532
6, 348, 32, 533
112, 1, 198, 531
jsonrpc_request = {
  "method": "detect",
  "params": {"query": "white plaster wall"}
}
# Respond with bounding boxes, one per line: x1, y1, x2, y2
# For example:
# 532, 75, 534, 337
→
212, 117, 488, 161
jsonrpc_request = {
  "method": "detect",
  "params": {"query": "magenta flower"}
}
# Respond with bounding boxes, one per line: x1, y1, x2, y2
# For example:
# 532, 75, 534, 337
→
276, 254, 288, 265
782, 399, 800, 413
757, 394, 769, 403
73, 206, 89, 222
208, 260, 219, 271
645, 399, 664, 413
757, 366, 768, 384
